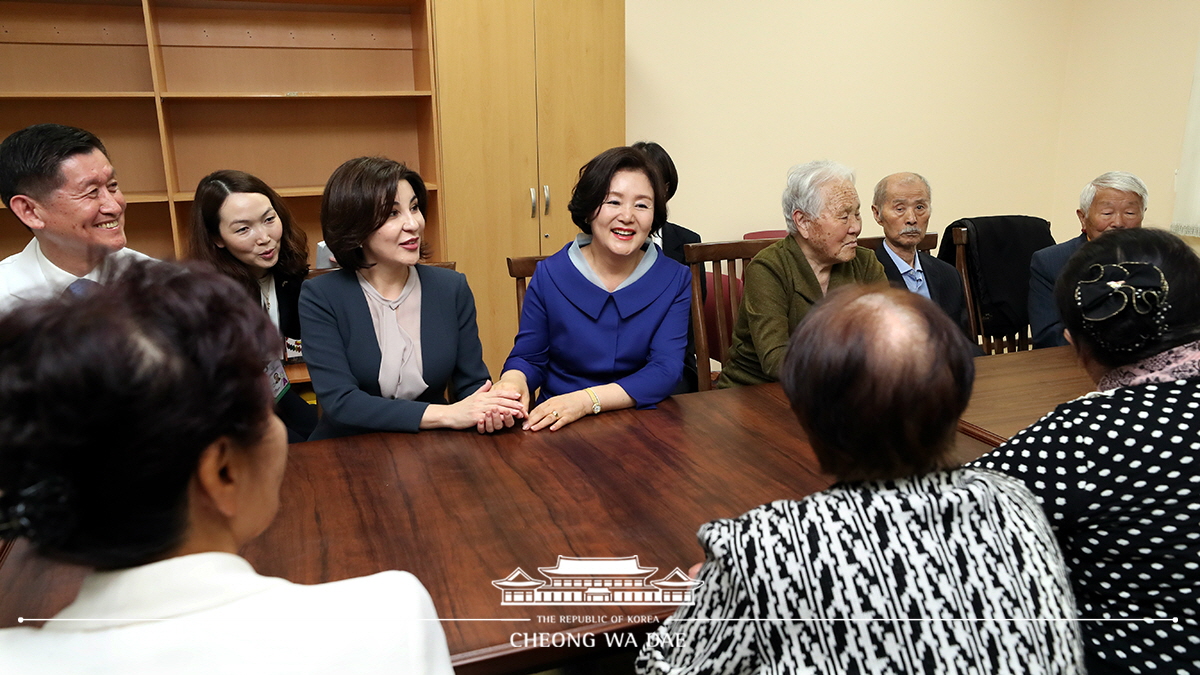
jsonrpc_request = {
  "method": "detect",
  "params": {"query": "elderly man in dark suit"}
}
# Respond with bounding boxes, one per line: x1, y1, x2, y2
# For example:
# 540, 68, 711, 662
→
1028, 171, 1147, 348
871, 172, 970, 337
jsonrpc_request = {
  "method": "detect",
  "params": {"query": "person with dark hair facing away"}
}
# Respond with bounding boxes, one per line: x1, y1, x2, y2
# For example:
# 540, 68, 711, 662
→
0, 123, 151, 311
632, 140, 703, 392
0, 261, 454, 673
976, 228, 1200, 673
299, 156, 521, 439
189, 170, 317, 442
638, 285, 1083, 674
493, 146, 691, 431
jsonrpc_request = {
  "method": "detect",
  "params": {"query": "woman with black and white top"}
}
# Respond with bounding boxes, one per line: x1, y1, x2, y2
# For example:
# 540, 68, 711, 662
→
976, 228, 1200, 674
638, 285, 1083, 674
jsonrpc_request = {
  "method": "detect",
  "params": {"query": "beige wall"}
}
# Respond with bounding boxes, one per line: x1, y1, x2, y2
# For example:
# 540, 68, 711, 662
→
627, 0, 1200, 246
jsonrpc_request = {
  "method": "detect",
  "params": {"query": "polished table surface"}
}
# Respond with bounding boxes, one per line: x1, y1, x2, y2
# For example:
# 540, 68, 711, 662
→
958, 345, 1094, 447
0, 346, 1095, 674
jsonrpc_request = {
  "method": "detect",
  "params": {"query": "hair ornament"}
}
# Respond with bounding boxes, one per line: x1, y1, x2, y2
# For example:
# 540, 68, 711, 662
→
1076, 262, 1167, 320
0, 475, 75, 544
1075, 262, 1169, 351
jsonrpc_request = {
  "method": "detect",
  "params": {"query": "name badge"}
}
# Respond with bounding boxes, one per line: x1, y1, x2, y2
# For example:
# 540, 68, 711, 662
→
265, 359, 290, 403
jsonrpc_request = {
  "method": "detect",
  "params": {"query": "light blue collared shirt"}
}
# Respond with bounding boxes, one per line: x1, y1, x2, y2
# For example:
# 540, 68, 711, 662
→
881, 242, 930, 299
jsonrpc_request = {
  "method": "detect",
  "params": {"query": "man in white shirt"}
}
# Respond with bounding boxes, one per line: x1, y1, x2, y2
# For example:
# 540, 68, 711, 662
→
870, 172, 970, 337
0, 123, 150, 311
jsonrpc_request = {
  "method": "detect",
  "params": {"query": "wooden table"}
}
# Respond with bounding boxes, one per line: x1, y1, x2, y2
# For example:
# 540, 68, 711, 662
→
0, 384, 831, 674
0, 347, 1095, 674
958, 345, 1094, 447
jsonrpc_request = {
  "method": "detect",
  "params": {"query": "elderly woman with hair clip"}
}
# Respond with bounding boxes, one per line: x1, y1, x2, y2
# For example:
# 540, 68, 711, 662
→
0, 262, 454, 673
299, 157, 522, 439
638, 285, 1083, 674
976, 228, 1200, 673
493, 146, 691, 431
188, 169, 317, 442
716, 160, 885, 388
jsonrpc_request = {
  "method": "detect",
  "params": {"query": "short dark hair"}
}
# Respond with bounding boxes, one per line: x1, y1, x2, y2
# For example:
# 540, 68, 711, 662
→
188, 170, 310, 297
1055, 228, 1200, 369
781, 285, 976, 482
632, 141, 678, 201
0, 123, 108, 211
320, 156, 428, 271
567, 146, 668, 236
0, 261, 279, 570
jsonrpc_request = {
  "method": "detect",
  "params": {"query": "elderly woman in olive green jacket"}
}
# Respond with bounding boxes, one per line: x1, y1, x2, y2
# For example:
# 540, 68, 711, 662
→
717, 161, 886, 387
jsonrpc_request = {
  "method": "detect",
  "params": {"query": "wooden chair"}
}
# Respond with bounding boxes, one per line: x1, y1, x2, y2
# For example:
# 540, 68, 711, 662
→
684, 239, 776, 390
506, 255, 547, 316
743, 229, 787, 240
951, 226, 1029, 354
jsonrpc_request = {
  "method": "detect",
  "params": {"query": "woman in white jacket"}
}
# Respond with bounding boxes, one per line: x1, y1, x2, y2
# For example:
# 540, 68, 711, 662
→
0, 261, 454, 675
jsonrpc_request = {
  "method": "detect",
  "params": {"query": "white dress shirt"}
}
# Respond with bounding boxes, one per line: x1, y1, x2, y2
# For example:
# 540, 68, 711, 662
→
0, 238, 152, 313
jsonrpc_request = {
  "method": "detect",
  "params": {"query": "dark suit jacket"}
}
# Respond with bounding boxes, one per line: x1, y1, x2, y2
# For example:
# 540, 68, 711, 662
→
658, 222, 702, 392
274, 270, 305, 339
659, 222, 701, 266
1028, 233, 1086, 348
875, 242, 971, 338
298, 265, 490, 440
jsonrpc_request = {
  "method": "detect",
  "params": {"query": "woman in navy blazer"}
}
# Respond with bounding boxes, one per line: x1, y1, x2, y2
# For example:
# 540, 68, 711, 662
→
300, 157, 522, 440
494, 146, 691, 432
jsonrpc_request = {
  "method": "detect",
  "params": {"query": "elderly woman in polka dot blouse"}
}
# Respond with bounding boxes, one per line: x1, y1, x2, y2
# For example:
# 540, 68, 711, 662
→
975, 228, 1200, 674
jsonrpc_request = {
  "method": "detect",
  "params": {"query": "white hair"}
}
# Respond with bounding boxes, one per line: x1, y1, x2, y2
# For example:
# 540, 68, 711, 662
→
781, 160, 856, 235
1079, 171, 1148, 213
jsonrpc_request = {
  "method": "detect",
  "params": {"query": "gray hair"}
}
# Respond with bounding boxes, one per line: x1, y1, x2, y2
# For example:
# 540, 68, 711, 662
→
872, 172, 931, 209
1079, 171, 1148, 213
782, 160, 856, 235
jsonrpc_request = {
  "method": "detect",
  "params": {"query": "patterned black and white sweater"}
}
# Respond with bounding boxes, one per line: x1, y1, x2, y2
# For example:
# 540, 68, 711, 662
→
636, 468, 1083, 674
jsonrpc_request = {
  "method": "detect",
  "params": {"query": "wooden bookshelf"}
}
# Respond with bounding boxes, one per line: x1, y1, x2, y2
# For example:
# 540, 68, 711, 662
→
0, 0, 441, 265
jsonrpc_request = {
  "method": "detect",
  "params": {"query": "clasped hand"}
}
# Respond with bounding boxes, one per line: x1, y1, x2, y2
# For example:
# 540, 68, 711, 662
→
523, 390, 594, 432
451, 380, 525, 433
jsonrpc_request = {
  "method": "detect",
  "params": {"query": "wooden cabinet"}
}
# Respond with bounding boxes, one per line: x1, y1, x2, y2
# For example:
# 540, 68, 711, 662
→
0, 0, 623, 373
435, 0, 625, 372
0, 0, 442, 265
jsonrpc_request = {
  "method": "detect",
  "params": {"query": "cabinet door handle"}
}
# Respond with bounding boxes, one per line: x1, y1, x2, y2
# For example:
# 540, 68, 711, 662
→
543, 185, 551, 215
530, 188, 537, 218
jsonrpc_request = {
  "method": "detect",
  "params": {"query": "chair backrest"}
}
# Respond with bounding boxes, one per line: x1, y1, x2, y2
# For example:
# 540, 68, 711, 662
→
743, 230, 787, 240
946, 216, 1054, 355
506, 255, 547, 316
684, 239, 776, 390
855, 232, 938, 252
425, 260, 457, 270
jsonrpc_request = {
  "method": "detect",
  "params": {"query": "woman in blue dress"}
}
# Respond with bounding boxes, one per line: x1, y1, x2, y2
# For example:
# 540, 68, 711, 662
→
494, 146, 691, 431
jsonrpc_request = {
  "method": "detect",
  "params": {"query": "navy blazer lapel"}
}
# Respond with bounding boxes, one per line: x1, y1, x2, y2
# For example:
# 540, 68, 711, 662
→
330, 269, 384, 397
416, 264, 454, 380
